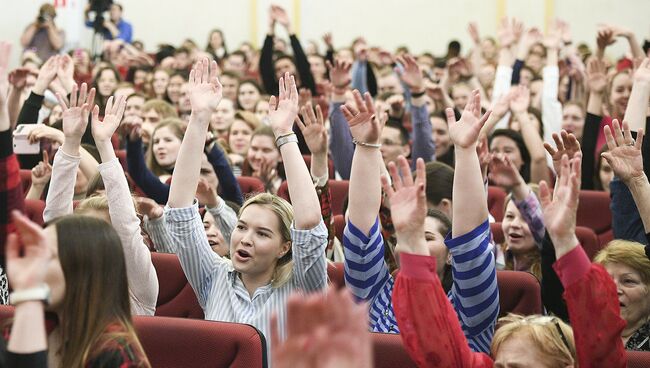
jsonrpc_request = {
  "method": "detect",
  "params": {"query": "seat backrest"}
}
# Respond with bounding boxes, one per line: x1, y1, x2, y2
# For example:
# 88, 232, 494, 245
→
488, 186, 507, 222
490, 222, 504, 245
150, 253, 204, 319
327, 262, 345, 289
135, 316, 267, 368
575, 226, 601, 260
278, 179, 349, 216
372, 332, 417, 368
577, 190, 612, 246
24, 199, 45, 226
627, 351, 650, 368
497, 270, 542, 316
0, 306, 266, 368
301, 154, 335, 179
333, 214, 345, 243
114, 149, 128, 171
19, 169, 31, 195
236, 176, 265, 197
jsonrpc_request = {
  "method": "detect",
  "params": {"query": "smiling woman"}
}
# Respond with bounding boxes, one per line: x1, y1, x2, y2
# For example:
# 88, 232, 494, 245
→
594, 240, 650, 351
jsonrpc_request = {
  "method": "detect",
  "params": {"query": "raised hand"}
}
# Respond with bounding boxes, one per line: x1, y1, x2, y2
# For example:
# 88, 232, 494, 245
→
539, 152, 581, 257
135, 197, 164, 221
601, 119, 645, 183
188, 58, 223, 114
33, 55, 59, 95
196, 176, 219, 208
544, 22, 562, 50
509, 85, 530, 114
56, 82, 96, 150
121, 114, 144, 141
91, 95, 127, 143
447, 89, 491, 149
395, 54, 424, 93
497, 17, 516, 48
271, 287, 371, 368
596, 28, 616, 50
322, 32, 333, 48
326, 59, 352, 89
268, 72, 299, 136
30, 151, 52, 187
271, 5, 291, 31
296, 102, 327, 155
341, 90, 385, 145
586, 57, 607, 94
544, 130, 581, 175
27, 125, 64, 145
8, 68, 34, 90
468, 22, 481, 45
382, 157, 427, 254
6, 211, 52, 291
56, 54, 75, 94
633, 58, 650, 84
488, 154, 524, 191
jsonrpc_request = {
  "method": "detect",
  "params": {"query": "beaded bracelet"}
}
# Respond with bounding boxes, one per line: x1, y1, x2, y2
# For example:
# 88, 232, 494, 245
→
352, 138, 382, 149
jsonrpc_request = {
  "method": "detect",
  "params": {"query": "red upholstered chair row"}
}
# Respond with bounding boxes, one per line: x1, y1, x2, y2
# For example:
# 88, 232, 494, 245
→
577, 190, 612, 247
0, 306, 266, 368
24, 199, 45, 226
151, 253, 204, 319
236, 176, 265, 197
301, 154, 335, 179
277, 179, 349, 216
488, 186, 507, 222
490, 223, 603, 260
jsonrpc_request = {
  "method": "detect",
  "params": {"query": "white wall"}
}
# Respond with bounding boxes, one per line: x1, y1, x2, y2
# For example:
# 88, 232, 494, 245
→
2, 0, 649, 68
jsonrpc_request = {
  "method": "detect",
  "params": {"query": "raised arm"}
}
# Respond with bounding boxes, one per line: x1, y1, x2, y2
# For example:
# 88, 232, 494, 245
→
602, 120, 650, 234
510, 85, 550, 184
396, 55, 435, 168
541, 22, 563, 145
540, 153, 626, 367
388, 157, 492, 367
91, 94, 158, 315
44, 83, 96, 222
168, 59, 222, 208
268, 73, 321, 229
624, 58, 650, 132
327, 60, 355, 179
448, 90, 491, 236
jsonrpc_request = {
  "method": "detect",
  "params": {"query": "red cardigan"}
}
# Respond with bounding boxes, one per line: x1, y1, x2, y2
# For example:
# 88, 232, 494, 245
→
393, 246, 626, 368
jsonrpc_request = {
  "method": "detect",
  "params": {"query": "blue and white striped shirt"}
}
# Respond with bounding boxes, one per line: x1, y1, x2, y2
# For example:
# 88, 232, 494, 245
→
164, 200, 328, 356
343, 218, 499, 353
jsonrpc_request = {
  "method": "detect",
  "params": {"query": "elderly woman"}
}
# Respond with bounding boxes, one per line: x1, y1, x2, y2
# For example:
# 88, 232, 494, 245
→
594, 240, 650, 351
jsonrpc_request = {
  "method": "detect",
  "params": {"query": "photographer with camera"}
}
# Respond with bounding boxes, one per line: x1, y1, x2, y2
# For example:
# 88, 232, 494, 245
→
84, 2, 133, 43
19, 3, 65, 61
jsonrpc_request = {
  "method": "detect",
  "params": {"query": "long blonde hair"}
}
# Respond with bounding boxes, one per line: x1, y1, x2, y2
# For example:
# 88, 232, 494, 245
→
238, 193, 294, 288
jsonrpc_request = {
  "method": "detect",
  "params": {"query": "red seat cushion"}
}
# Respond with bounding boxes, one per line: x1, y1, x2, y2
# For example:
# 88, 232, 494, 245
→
24, 199, 45, 226
333, 214, 345, 243
488, 186, 507, 222
278, 180, 349, 216
151, 253, 204, 319
236, 176, 265, 197
577, 190, 612, 247
496, 270, 542, 316
627, 351, 650, 368
372, 332, 417, 368
327, 262, 345, 289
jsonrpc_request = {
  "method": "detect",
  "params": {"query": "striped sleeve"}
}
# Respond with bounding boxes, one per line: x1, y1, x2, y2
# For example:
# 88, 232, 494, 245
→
144, 213, 177, 254
206, 200, 238, 247
446, 219, 500, 354
343, 218, 391, 303
291, 220, 328, 293
513, 190, 545, 247
164, 201, 224, 308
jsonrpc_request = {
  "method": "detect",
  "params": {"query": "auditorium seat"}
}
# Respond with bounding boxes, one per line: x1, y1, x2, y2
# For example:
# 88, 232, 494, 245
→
577, 190, 612, 247
19, 169, 31, 195
488, 186, 507, 222
372, 333, 417, 368
24, 199, 45, 226
327, 262, 345, 289
627, 351, 650, 368
333, 214, 345, 243
136, 316, 266, 368
278, 179, 349, 216
490, 223, 602, 260
0, 306, 267, 368
114, 149, 128, 171
497, 270, 542, 316
236, 176, 265, 196
151, 253, 204, 319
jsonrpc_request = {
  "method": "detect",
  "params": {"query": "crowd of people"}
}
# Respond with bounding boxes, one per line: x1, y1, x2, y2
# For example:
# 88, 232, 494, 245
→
2, 1, 650, 367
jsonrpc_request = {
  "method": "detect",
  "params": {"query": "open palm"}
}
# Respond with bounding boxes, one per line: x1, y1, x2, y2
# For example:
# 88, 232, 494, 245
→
488, 154, 521, 191
268, 72, 299, 136
297, 102, 328, 155
383, 157, 427, 238
540, 154, 581, 242
57, 83, 95, 141
448, 89, 491, 149
6, 211, 52, 291
92, 95, 126, 143
601, 120, 645, 182
544, 130, 581, 175
188, 58, 223, 113
341, 90, 383, 144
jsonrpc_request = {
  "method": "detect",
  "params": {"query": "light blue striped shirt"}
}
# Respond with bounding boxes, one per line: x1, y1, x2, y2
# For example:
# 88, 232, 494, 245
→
164, 200, 328, 356
343, 218, 499, 353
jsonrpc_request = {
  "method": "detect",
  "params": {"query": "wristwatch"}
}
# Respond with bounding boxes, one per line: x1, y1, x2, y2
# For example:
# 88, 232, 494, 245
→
10, 284, 51, 306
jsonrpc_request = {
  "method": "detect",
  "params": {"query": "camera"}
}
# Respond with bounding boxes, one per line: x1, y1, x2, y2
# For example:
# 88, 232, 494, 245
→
37, 13, 51, 24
